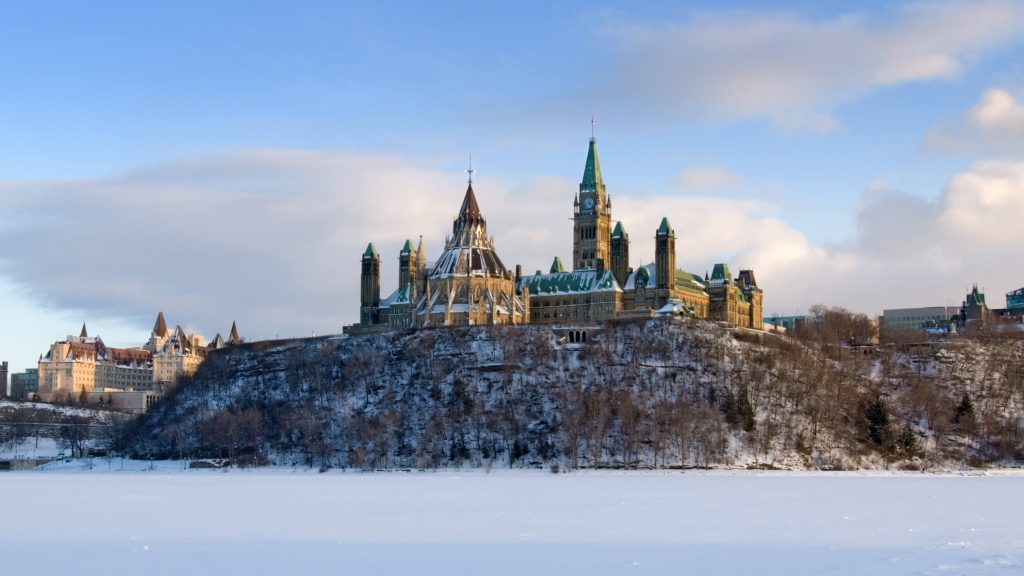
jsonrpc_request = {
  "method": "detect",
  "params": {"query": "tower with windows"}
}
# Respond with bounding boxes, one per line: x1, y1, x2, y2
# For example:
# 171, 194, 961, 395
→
573, 137, 612, 271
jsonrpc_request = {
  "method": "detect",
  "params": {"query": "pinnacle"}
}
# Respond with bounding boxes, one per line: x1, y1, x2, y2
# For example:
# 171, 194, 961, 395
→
580, 137, 604, 193
153, 311, 168, 337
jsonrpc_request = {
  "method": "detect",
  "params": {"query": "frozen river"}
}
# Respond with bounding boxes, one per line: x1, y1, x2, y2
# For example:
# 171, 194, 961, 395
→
2, 467, 1022, 575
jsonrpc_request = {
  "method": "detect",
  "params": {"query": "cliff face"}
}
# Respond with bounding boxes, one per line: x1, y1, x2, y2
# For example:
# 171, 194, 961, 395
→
125, 319, 1024, 470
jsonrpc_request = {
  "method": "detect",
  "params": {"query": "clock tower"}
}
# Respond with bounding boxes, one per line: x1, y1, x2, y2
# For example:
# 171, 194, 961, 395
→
573, 137, 612, 271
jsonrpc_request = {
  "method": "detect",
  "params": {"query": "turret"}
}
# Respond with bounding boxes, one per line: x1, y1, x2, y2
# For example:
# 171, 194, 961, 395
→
580, 137, 605, 196
152, 312, 168, 338
399, 239, 416, 293
610, 221, 629, 288
573, 135, 612, 271
415, 235, 427, 297
360, 243, 381, 325
655, 217, 676, 290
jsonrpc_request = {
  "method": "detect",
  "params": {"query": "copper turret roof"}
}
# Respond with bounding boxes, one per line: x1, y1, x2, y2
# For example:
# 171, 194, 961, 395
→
430, 180, 509, 279
581, 137, 605, 193
453, 183, 484, 233
153, 312, 168, 337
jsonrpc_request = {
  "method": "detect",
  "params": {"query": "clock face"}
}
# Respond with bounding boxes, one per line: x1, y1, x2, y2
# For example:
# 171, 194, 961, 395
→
582, 197, 596, 211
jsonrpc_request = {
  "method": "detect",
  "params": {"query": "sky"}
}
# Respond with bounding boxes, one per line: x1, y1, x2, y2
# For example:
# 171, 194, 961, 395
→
3, 0, 1024, 372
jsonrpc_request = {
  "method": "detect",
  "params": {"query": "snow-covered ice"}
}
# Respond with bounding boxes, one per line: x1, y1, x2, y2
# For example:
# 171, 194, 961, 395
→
2, 468, 1022, 575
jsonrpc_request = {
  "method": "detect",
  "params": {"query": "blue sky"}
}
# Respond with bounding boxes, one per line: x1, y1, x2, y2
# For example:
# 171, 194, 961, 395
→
3, 0, 1024, 372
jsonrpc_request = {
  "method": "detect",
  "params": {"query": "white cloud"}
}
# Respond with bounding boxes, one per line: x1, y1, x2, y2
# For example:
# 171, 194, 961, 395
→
600, 1, 1024, 128
969, 88, 1024, 129
924, 88, 1024, 155
1, 151, 1022, 339
674, 166, 740, 193
0, 150, 462, 340
940, 160, 1024, 246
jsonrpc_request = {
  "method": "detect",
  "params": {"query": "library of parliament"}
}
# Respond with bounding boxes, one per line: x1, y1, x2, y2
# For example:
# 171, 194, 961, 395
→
346, 136, 763, 334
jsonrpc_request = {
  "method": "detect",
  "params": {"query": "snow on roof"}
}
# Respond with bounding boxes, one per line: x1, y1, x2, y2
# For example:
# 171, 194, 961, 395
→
623, 264, 656, 290
517, 268, 620, 296
622, 264, 707, 294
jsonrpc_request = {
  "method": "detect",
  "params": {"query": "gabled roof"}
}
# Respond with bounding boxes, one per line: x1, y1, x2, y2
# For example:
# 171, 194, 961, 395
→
623, 263, 654, 290
623, 264, 707, 294
518, 268, 620, 296
108, 347, 152, 365
636, 267, 650, 284
580, 137, 604, 193
967, 285, 986, 306
380, 284, 412, 308
674, 269, 707, 294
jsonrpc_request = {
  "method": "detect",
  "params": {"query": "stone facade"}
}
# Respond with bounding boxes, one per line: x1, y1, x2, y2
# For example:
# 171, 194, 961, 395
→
348, 135, 764, 333
37, 324, 154, 401
958, 285, 994, 329
348, 179, 529, 334
522, 137, 764, 330
37, 314, 239, 411
145, 312, 207, 385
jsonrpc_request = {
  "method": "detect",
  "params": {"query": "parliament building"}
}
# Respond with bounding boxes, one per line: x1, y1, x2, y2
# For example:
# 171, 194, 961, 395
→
347, 136, 763, 333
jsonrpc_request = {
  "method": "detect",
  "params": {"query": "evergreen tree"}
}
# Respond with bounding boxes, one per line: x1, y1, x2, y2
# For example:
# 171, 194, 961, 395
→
952, 393, 977, 434
896, 424, 919, 458
721, 388, 739, 427
737, 386, 756, 432
864, 396, 890, 446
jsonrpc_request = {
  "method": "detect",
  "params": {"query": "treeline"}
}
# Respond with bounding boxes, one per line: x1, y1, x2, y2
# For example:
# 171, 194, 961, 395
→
117, 317, 1024, 471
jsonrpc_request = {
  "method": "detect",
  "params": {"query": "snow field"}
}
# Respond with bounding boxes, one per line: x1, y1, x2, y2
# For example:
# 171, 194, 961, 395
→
2, 470, 1022, 575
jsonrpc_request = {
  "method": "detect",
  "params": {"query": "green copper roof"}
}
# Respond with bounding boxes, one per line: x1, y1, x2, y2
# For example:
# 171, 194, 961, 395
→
967, 285, 986, 306
711, 263, 731, 282
580, 137, 604, 192
400, 239, 413, 254
657, 217, 673, 235
518, 269, 619, 296
674, 270, 707, 294
550, 256, 566, 274
363, 242, 378, 259
611, 221, 626, 239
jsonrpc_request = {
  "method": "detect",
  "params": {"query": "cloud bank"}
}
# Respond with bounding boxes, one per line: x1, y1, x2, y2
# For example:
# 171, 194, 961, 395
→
601, 1, 1024, 129
2, 150, 1023, 339
925, 87, 1024, 155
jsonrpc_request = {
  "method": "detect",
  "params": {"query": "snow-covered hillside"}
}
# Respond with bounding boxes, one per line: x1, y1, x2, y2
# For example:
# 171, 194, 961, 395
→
0, 399, 122, 459
124, 319, 1023, 470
